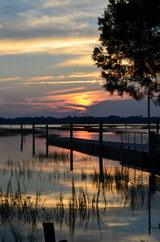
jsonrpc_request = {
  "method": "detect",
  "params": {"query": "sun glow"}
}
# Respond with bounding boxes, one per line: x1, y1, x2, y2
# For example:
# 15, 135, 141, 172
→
23, 89, 130, 114
72, 92, 95, 106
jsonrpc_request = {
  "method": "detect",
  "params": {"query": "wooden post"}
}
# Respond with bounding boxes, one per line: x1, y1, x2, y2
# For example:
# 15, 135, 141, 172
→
156, 120, 159, 136
134, 132, 136, 150
149, 172, 156, 194
156, 120, 159, 147
125, 123, 127, 131
128, 132, 130, 149
32, 123, 35, 156
148, 181, 151, 235
99, 156, 104, 182
150, 132, 156, 152
70, 122, 73, 141
20, 123, 24, 152
99, 121, 103, 154
141, 133, 143, 151
70, 122, 73, 171
99, 121, 103, 180
46, 124, 49, 157
43, 223, 56, 242
148, 173, 156, 235
148, 90, 151, 153
121, 132, 124, 147
20, 133, 24, 152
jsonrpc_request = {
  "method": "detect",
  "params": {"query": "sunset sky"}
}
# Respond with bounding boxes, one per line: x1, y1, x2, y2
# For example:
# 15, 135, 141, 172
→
0, 0, 159, 117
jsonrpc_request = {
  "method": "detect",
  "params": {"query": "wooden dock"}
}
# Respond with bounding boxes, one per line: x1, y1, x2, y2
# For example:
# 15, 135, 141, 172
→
48, 136, 160, 171
22, 122, 158, 172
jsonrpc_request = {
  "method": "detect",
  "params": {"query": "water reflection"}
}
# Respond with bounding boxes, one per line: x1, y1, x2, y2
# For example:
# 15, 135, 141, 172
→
20, 132, 24, 152
0, 134, 159, 241
91, 167, 147, 211
0, 156, 149, 236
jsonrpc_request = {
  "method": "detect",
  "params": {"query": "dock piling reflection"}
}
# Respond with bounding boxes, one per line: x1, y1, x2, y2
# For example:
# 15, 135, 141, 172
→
148, 171, 156, 235
20, 123, 24, 152
99, 121, 104, 182
20, 133, 24, 152
99, 156, 104, 182
32, 123, 35, 156
70, 122, 73, 171
46, 124, 49, 158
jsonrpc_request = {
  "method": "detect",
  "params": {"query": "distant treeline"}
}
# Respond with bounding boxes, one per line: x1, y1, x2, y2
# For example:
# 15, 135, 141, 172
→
0, 115, 159, 125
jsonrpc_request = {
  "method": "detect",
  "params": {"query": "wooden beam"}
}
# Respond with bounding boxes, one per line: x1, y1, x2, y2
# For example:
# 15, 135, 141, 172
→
43, 223, 56, 242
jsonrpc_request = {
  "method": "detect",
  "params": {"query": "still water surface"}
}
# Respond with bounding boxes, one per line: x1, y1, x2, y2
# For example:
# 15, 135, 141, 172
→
0, 130, 159, 241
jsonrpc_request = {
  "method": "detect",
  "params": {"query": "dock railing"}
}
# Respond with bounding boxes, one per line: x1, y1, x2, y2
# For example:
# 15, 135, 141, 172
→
19, 122, 159, 155
120, 131, 147, 151
45, 123, 149, 152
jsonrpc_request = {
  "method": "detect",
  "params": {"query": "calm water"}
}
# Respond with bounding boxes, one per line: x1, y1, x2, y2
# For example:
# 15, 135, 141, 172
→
0, 129, 159, 242
0, 123, 150, 143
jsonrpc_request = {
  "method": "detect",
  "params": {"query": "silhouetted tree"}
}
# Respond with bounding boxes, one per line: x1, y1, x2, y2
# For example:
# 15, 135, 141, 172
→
93, 0, 160, 100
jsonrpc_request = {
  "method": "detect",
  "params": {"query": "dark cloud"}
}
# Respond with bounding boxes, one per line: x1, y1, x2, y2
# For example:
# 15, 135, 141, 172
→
0, 25, 96, 40
0, 0, 105, 39
85, 99, 160, 117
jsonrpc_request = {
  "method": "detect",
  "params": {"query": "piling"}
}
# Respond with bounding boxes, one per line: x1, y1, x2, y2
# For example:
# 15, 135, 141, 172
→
148, 173, 156, 235
141, 133, 143, 151
32, 123, 35, 156
121, 132, 124, 147
99, 121, 103, 180
20, 123, 24, 152
46, 124, 49, 157
148, 182, 151, 235
20, 133, 24, 152
43, 223, 56, 242
134, 133, 136, 150
156, 121, 159, 136
127, 132, 130, 148
99, 121, 103, 152
70, 122, 73, 171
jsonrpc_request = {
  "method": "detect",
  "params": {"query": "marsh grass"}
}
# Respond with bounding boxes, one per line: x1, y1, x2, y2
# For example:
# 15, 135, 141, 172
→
36, 151, 69, 162
2, 155, 71, 185
91, 167, 147, 210
0, 182, 107, 240
0, 186, 45, 225
0, 128, 42, 137
0, 155, 149, 241
0, 221, 39, 242
0, 180, 45, 241
9, 221, 24, 242
52, 182, 107, 237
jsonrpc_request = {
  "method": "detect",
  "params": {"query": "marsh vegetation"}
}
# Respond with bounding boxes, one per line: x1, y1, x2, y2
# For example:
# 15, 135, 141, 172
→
0, 132, 157, 241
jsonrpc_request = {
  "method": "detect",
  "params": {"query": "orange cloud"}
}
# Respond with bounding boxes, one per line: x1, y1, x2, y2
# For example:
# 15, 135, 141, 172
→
57, 55, 93, 67
47, 87, 84, 95
19, 80, 102, 85
56, 105, 86, 113
26, 90, 106, 105
7, 72, 101, 86
0, 37, 97, 56
30, 76, 54, 81
24, 90, 129, 113
68, 72, 100, 78
0, 77, 20, 82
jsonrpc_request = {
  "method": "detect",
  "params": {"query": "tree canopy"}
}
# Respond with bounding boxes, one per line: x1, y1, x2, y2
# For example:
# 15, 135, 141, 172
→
93, 0, 160, 100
